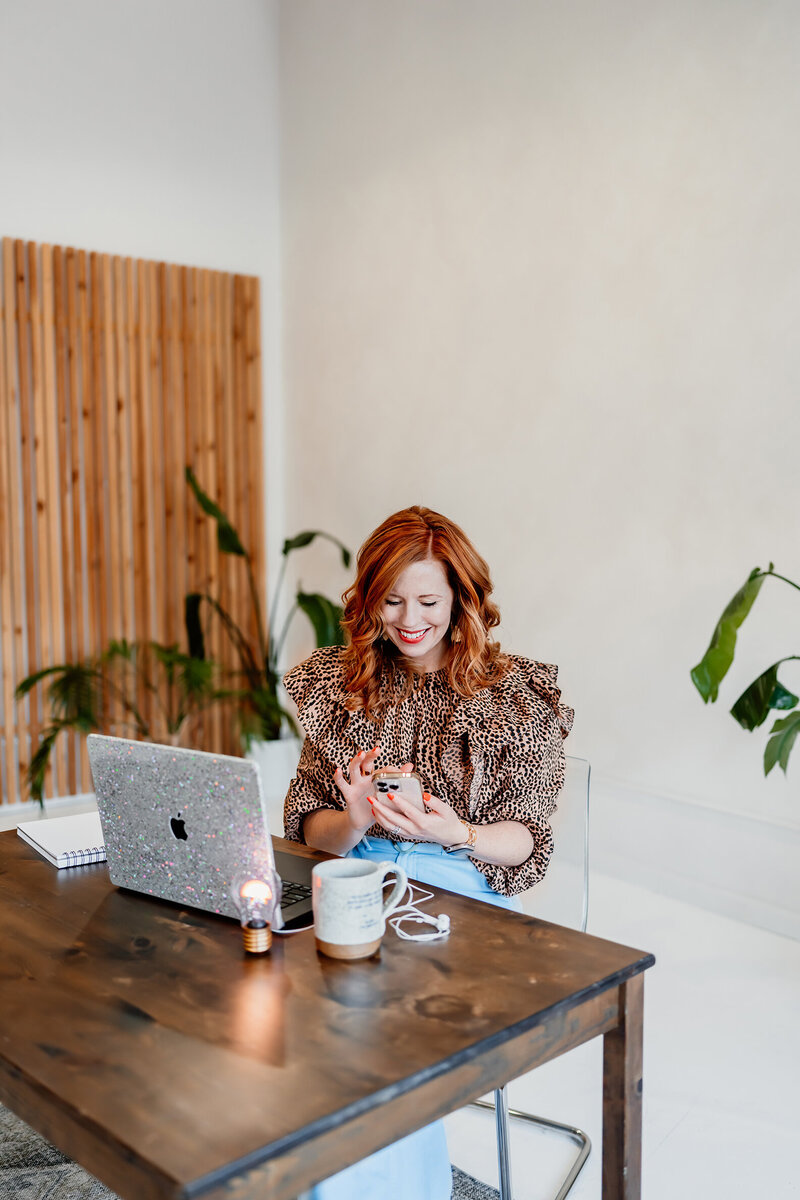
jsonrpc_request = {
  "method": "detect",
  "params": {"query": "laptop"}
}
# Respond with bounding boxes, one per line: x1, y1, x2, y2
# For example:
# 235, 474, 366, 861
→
87, 734, 314, 931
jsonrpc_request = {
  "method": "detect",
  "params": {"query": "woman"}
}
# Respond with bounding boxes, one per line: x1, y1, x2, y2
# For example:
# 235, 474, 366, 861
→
283, 505, 573, 1200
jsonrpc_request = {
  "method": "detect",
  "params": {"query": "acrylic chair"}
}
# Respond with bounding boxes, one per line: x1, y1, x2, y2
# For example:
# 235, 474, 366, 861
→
469, 755, 592, 1200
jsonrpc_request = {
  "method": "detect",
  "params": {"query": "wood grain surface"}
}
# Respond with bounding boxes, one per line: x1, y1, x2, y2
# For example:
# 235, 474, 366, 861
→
0, 832, 654, 1199
0, 238, 265, 804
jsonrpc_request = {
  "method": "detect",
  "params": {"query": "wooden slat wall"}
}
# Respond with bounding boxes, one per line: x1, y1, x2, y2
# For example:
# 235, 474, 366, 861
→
0, 237, 265, 805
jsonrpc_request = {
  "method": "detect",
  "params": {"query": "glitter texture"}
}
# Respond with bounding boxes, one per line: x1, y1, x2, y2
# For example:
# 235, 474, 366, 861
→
88, 735, 280, 921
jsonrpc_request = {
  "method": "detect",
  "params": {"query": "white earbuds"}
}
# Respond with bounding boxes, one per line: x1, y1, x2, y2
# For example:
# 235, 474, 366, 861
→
389, 884, 451, 942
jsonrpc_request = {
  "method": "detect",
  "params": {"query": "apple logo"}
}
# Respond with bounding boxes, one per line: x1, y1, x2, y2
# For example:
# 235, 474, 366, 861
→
169, 812, 188, 841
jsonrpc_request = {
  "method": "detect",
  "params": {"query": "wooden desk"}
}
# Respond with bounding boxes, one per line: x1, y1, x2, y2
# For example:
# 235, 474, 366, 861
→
0, 832, 654, 1199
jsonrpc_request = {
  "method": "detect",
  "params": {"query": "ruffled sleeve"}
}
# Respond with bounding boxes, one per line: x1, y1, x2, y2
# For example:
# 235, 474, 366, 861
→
281, 737, 337, 844
282, 644, 349, 729
282, 646, 378, 843
282, 647, 342, 842
441, 656, 574, 897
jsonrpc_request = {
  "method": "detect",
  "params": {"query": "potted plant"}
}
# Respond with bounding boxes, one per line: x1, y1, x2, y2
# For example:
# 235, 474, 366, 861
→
15, 639, 217, 806
16, 471, 350, 816
185, 468, 350, 823
691, 563, 800, 776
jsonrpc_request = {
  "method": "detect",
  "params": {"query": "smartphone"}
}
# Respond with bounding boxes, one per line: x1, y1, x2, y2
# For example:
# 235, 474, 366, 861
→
372, 769, 426, 815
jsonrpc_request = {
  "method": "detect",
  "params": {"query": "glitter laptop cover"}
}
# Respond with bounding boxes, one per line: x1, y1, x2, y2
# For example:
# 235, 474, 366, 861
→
87, 734, 282, 925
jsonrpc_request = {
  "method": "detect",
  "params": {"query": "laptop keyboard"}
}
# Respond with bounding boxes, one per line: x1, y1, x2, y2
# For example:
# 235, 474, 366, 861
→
281, 879, 312, 908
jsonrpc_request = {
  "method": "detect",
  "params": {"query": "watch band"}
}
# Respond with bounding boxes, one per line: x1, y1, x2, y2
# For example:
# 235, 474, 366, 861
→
445, 821, 477, 854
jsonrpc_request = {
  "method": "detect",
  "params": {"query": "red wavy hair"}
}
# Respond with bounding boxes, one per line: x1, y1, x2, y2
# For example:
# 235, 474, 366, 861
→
342, 506, 509, 715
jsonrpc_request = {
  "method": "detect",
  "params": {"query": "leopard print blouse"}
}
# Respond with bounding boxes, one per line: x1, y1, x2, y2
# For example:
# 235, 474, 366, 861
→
282, 645, 574, 898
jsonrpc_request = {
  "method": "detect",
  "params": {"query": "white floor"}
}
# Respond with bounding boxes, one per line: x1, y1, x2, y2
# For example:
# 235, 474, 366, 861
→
445, 873, 800, 1199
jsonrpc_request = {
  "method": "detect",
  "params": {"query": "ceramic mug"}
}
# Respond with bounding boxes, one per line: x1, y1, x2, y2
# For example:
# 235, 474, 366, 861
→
312, 858, 408, 959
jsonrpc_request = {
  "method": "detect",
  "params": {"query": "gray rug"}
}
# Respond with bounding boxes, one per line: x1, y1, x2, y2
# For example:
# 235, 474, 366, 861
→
1, 1105, 498, 1199
450, 1166, 500, 1199
0, 1104, 116, 1199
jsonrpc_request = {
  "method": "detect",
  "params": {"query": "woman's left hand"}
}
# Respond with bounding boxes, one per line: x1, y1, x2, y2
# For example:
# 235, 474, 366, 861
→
369, 789, 466, 848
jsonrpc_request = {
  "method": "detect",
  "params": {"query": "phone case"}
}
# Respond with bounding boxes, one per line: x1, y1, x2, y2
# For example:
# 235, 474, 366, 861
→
372, 769, 425, 814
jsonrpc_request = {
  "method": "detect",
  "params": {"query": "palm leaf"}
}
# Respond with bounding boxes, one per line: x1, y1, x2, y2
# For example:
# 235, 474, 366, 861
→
101, 639, 136, 662
15, 664, 80, 700
27, 721, 84, 804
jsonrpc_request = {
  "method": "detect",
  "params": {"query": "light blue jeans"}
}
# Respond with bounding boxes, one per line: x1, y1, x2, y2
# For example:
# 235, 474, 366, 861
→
304, 838, 520, 1200
352, 836, 523, 912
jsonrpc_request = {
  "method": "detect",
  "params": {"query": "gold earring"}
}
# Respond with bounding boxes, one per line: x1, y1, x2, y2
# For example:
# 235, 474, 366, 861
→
450, 625, 463, 644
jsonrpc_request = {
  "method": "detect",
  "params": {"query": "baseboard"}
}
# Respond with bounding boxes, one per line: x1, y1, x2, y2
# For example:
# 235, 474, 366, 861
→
590, 773, 800, 941
0, 792, 97, 833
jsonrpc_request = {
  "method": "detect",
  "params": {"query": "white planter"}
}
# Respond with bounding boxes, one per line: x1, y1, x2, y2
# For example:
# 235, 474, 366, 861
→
246, 737, 302, 837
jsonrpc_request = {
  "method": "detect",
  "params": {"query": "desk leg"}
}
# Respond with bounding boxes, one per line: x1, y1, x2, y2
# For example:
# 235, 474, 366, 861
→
602, 973, 644, 1200
494, 1086, 513, 1200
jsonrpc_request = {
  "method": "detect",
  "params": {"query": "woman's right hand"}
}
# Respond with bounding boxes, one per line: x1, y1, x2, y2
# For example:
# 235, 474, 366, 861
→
333, 747, 381, 833
333, 747, 413, 834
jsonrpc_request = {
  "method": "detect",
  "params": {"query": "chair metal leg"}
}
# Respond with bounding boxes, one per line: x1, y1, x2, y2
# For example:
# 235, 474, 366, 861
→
494, 1086, 513, 1200
470, 1093, 592, 1200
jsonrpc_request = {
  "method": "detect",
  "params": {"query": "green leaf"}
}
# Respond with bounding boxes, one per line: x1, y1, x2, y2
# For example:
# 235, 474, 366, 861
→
16, 662, 102, 725
764, 711, 800, 776
26, 722, 75, 806
47, 664, 102, 725
15, 665, 78, 700
240, 686, 292, 742
770, 682, 800, 711
185, 467, 247, 557
179, 655, 215, 698
282, 530, 351, 569
102, 639, 135, 662
730, 661, 800, 731
148, 642, 182, 670
185, 593, 206, 660
690, 567, 767, 703
189, 593, 262, 682
241, 681, 300, 741
296, 591, 345, 647
282, 531, 316, 553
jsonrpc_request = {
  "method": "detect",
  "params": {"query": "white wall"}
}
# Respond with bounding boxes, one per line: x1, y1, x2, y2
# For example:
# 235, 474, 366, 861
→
279, 1, 800, 933
0, 0, 285, 604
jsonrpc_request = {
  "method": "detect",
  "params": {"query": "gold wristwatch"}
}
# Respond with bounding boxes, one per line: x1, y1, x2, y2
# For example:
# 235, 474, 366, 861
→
445, 821, 478, 855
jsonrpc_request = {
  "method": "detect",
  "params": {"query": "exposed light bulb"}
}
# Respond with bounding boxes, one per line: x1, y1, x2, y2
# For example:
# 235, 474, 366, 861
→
231, 871, 280, 953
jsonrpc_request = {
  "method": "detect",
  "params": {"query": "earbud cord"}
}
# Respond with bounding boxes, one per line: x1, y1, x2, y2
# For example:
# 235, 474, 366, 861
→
389, 882, 451, 942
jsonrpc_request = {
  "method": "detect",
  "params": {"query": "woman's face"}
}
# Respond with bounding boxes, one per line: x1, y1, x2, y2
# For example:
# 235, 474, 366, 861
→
380, 558, 454, 671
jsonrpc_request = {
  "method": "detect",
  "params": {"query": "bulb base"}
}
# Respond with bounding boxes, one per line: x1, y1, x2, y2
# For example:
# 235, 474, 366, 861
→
241, 921, 272, 954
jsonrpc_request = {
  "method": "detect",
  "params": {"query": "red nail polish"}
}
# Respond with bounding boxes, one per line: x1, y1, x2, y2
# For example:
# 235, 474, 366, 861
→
387, 791, 395, 799
423, 792, 430, 801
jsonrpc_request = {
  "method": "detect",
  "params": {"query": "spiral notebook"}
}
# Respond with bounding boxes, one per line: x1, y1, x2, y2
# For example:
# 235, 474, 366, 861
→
17, 811, 106, 869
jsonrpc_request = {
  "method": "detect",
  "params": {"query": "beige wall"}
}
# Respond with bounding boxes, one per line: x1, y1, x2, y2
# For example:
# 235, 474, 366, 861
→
280, 0, 800, 841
